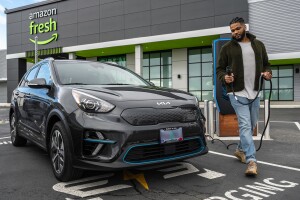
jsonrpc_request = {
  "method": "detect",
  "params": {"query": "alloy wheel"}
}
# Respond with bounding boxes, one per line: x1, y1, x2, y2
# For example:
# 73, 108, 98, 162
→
51, 130, 65, 174
10, 115, 16, 143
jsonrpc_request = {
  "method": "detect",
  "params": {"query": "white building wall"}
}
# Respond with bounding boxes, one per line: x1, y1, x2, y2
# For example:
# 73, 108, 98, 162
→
172, 48, 188, 92
0, 50, 7, 103
126, 53, 135, 72
249, 0, 300, 54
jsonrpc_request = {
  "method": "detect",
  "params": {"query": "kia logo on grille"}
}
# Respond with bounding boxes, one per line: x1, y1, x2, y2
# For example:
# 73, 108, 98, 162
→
157, 102, 171, 105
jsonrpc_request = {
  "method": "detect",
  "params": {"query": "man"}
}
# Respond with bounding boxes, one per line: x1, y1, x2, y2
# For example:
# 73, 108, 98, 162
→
216, 17, 272, 176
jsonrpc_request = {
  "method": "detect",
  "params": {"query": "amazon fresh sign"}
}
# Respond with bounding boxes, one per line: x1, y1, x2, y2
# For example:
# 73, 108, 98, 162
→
29, 8, 58, 45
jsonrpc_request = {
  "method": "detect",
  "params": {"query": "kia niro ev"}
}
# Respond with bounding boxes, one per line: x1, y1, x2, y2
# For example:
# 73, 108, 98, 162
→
10, 58, 208, 181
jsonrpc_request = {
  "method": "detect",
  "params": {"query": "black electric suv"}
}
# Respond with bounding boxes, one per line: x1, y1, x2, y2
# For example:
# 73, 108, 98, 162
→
10, 58, 208, 181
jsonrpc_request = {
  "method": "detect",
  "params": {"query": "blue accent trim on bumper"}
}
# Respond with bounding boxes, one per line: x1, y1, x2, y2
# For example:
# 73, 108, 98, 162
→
83, 138, 116, 144
122, 136, 206, 165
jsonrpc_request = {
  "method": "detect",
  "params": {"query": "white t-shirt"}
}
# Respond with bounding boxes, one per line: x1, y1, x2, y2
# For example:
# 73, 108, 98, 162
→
229, 42, 259, 99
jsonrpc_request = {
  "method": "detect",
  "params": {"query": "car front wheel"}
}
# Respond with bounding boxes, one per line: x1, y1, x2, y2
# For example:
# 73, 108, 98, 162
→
10, 113, 27, 146
50, 121, 82, 181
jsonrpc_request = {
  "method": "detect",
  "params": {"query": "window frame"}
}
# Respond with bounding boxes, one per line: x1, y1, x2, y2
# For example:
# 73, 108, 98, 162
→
187, 47, 213, 101
143, 50, 172, 88
262, 65, 294, 101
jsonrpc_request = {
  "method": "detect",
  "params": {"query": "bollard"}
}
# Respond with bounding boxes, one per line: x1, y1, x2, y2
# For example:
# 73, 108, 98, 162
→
203, 100, 209, 134
264, 99, 270, 139
209, 101, 214, 138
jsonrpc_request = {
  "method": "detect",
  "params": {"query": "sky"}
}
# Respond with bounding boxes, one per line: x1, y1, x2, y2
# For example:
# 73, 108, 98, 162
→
0, 0, 45, 50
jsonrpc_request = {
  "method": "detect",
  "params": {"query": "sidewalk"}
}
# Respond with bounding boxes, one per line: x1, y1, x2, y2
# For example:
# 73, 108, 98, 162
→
198, 101, 300, 109
0, 103, 10, 108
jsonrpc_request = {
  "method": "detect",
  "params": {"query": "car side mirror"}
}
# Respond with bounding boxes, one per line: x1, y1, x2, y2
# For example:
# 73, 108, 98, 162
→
28, 78, 51, 89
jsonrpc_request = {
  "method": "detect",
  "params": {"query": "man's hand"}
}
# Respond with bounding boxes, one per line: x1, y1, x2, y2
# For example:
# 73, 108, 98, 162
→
262, 71, 272, 80
225, 73, 234, 84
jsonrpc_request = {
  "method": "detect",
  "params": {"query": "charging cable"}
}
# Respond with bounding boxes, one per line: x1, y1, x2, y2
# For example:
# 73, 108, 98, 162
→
206, 68, 272, 151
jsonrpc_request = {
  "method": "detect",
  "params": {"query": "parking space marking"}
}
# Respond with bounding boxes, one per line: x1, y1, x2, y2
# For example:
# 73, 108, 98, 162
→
53, 173, 132, 198
139, 162, 200, 179
204, 178, 299, 200
54, 162, 227, 199
0, 136, 10, 140
295, 122, 300, 131
0, 141, 11, 145
258, 121, 300, 132
0, 119, 9, 124
209, 151, 300, 172
198, 168, 226, 179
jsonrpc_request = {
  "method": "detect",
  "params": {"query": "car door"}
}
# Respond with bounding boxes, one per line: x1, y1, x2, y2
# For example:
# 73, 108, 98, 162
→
17, 65, 40, 139
26, 62, 53, 145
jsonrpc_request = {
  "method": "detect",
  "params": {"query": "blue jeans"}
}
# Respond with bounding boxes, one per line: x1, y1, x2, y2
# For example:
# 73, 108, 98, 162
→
228, 94, 260, 163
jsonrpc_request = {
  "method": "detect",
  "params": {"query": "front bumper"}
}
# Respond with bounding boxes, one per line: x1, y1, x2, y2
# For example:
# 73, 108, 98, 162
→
74, 143, 208, 170
68, 109, 207, 171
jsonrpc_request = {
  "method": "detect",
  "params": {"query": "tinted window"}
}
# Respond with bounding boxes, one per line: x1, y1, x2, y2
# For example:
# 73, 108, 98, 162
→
22, 66, 39, 87
37, 63, 51, 85
26, 66, 39, 82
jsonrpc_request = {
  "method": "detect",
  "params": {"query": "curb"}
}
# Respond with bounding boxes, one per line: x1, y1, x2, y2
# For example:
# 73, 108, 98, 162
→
0, 103, 10, 108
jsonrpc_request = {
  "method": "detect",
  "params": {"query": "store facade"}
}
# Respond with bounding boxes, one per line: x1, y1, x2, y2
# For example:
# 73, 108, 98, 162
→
5, 0, 300, 102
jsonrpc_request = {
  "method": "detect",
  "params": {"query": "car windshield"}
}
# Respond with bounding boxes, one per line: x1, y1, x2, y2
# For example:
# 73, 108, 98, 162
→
54, 61, 149, 86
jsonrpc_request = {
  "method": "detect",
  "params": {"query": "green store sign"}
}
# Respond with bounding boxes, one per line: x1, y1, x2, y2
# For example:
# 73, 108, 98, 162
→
28, 8, 59, 45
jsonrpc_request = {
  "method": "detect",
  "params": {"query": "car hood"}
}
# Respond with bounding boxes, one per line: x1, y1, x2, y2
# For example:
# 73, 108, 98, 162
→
71, 85, 195, 101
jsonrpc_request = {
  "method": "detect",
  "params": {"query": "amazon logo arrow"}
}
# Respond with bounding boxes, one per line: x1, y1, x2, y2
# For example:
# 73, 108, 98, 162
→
29, 33, 58, 45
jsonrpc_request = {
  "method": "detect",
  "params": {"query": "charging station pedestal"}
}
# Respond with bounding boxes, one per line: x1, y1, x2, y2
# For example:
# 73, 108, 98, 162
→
213, 39, 257, 137
216, 112, 257, 136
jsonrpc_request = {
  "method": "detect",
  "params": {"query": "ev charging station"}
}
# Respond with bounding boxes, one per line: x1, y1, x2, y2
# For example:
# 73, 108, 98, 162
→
212, 38, 258, 137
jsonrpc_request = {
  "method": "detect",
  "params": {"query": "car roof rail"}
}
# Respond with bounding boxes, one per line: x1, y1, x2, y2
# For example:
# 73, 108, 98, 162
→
104, 61, 118, 65
44, 57, 55, 61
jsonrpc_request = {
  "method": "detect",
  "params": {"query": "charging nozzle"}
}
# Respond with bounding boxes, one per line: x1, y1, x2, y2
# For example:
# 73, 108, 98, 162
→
226, 66, 232, 76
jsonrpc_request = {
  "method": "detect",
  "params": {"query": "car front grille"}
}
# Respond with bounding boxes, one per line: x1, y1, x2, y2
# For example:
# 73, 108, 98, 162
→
121, 107, 198, 126
123, 138, 203, 163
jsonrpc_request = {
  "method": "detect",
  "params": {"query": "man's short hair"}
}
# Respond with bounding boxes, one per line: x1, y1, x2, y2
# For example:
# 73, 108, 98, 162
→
229, 17, 245, 25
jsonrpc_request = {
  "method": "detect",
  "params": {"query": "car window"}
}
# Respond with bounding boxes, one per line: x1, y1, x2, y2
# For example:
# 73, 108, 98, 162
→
23, 66, 39, 87
36, 63, 52, 85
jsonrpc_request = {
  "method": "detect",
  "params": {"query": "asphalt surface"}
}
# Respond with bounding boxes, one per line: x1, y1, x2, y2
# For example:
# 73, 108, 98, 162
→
0, 108, 299, 200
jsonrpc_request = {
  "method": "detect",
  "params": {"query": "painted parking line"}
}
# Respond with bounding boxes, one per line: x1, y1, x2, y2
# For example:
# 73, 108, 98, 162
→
0, 140, 12, 145
0, 119, 9, 124
209, 151, 300, 172
204, 178, 299, 200
139, 162, 226, 180
0, 136, 10, 140
258, 121, 300, 132
295, 122, 300, 131
53, 173, 132, 198
53, 162, 226, 199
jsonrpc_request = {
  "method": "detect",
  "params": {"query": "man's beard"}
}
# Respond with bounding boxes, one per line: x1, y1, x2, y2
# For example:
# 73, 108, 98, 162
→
232, 30, 246, 42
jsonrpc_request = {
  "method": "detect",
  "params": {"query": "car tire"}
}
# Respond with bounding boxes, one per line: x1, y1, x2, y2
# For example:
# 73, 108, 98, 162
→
10, 113, 27, 146
49, 121, 83, 181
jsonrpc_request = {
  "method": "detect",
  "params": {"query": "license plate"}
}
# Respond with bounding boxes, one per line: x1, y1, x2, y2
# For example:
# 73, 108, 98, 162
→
160, 127, 183, 144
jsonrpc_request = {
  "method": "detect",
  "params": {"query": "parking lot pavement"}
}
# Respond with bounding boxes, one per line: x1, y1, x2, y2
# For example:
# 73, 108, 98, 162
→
0, 108, 299, 200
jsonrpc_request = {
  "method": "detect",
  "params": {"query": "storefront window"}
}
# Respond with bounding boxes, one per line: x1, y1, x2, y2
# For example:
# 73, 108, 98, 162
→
262, 65, 294, 101
188, 47, 213, 101
97, 55, 126, 67
143, 51, 172, 88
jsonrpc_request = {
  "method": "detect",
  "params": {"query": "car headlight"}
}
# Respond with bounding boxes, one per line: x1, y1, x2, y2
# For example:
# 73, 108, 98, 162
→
72, 90, 115, 113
